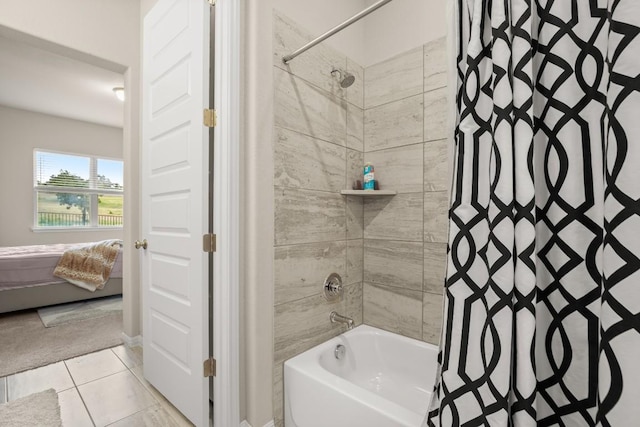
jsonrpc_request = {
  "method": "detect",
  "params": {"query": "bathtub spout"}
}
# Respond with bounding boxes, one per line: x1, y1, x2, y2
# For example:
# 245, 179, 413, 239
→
330, 311, 354, 330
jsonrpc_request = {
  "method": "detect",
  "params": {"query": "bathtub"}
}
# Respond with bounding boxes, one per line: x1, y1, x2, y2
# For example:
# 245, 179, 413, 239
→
284, 325, 439, 427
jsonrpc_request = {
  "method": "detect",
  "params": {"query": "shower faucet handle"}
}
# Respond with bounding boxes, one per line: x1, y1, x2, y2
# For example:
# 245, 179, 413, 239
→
323, 273, 343, 302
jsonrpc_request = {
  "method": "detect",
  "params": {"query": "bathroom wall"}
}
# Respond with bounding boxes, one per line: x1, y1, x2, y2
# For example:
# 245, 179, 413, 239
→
272, 0, 367, 65
362, 0, 445, 66
271, 11, 365, 427
361, 38, 449, 344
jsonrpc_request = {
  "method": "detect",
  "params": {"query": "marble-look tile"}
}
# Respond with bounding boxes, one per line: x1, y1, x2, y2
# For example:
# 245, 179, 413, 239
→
78, 370, 156, 427
65, 348, 127, 385
423, 292, 444, 345
344, 282, 363, 326
363, 283, 423, 340
424, 87, 449, 142
346, 240, 363, 285
275, 187, 346, 246
274, 127, 346, 192
364, 144, 424, 193
424, 139, 449, 192
111, 345, 143, 369
347, 149, 364, 191
364, 239, 423, 292
346, 58, 364, 109
7, 362, 74, 400
364, 94, 423, 152
364, 47, 424, 109
346, 196, 364, 240
0, 377, 5, 404
58, 388, 93, 427
108, 405, 179, 427
424, 243, 447, 294
364, 193, 423, 241
273, 11, 347, 100
129, 366, 193, 427
424, 37, 448, 92
424, 191, 450, 243
274, 241, 346, 306
274, 292, 345, 365
346, 103, 364, 152
275, 67, 347, 146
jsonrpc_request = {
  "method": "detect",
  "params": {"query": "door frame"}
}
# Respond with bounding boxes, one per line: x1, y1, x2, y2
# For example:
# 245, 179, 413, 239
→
211, 0, 240, 425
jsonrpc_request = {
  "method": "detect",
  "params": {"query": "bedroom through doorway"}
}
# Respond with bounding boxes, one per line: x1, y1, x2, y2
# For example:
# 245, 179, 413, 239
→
0, 25, 130, 378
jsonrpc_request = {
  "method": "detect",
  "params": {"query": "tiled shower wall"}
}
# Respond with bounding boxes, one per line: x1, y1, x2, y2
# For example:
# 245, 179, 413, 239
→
272, 11, 449, 426
361, 39, 448, 344
271, 12, 365, 427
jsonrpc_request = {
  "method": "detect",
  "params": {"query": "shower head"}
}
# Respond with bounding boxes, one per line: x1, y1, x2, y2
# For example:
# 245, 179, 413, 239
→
331, 69, 356, 88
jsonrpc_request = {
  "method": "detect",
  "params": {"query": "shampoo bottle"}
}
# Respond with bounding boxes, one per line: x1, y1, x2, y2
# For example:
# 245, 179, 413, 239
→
363, 163, 375, 190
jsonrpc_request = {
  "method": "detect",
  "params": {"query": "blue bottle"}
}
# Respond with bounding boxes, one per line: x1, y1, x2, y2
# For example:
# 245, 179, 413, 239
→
363, 163, 375, 190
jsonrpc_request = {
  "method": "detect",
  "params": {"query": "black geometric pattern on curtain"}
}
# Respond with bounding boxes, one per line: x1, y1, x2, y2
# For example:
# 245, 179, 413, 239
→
425, 1, 640, 426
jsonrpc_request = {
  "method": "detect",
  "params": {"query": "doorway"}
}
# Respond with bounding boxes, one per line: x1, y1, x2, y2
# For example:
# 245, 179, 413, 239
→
0, 25, 131, 373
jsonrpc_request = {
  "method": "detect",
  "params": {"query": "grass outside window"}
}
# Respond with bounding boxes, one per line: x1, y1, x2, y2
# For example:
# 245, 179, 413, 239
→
34, 151, 124, 229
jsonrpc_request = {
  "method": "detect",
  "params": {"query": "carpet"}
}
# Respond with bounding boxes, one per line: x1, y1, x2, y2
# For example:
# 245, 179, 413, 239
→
0, 310, 122, 377
37, 295, 122, 327
0, 389, 61, 427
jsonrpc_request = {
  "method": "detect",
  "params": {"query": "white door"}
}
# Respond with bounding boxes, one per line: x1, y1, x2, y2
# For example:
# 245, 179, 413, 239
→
141, 0, 210, 425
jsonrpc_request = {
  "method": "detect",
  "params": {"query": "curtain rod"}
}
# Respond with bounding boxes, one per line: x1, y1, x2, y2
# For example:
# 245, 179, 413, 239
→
282, 0, 395, 64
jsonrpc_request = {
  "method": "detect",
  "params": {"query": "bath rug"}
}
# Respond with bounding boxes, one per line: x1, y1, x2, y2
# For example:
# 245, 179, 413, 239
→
0, 389, 61, 426
37, 295, 122, 327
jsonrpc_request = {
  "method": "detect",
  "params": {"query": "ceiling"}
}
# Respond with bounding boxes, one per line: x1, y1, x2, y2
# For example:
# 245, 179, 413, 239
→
0, 34, 124, 128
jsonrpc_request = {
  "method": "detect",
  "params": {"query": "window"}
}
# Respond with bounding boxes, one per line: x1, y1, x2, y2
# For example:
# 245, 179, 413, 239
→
34, 150, 124, 229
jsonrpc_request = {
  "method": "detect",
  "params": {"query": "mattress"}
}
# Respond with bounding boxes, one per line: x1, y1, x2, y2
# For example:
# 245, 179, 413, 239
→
0, 243, 123, 291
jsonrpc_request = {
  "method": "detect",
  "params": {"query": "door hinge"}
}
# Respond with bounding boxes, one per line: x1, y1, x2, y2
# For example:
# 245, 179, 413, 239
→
203, 233, 217, 252
203, 357, 216, 377
203, 109, 217, 127
208, 0, 216, 6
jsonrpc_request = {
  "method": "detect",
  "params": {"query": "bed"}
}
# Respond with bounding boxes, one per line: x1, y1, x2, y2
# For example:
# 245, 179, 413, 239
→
0, 242, 123, 314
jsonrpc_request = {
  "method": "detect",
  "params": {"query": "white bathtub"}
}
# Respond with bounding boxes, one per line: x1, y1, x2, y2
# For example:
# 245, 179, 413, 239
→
284, 325, 439, 427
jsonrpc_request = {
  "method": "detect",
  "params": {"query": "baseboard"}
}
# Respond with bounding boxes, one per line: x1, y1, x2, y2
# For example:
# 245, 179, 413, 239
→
240, 420, 275, 427
121, 332, 142, 347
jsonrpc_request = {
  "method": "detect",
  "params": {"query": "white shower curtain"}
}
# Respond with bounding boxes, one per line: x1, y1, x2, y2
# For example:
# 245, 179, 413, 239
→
426, 0, 640, 425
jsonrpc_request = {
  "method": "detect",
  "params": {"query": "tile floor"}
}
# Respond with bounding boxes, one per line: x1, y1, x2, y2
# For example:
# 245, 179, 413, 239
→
0, 345, 194, 426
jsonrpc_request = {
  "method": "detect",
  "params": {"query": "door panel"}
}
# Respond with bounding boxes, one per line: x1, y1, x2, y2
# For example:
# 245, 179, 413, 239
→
141, 0, 210, 425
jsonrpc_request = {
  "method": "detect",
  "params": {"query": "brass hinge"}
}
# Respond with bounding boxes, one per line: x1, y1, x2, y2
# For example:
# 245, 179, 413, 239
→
203, 109, 217, 127
203, 233, 217, 252
203, 357, 216, 377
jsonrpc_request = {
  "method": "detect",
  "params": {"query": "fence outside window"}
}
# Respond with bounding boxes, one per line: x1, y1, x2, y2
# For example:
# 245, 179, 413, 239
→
34, 150, 124, 229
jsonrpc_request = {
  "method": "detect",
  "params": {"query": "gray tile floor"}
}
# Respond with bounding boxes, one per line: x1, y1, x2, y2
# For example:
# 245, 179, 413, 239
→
0, 345, 194, 426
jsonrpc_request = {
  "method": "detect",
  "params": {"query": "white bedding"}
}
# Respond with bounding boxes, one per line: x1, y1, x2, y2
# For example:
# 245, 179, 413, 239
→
0, 243, 123, 291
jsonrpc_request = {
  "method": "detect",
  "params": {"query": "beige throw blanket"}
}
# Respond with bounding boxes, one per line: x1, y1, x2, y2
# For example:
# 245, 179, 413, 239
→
53, 240, 123, 291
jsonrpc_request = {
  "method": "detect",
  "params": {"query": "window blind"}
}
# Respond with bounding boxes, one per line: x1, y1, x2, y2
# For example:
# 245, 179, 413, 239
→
35, 151, 90, 188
